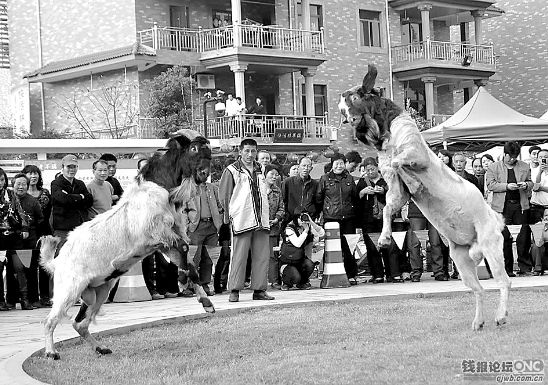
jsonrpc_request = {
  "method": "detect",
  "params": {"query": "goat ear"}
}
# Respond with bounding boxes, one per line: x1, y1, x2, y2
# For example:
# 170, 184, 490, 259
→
361, 64, 378, 94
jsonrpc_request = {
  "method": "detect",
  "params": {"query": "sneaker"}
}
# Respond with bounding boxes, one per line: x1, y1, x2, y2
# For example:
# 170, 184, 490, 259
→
391, 276, 405, 283
252, 290, 275, 300
517, 271, 533, 277
533, 271, 544, 276
281, 284, 291, 291
39, 298, 53, 307
297, 282, 312, 290
270, 283, 282, 290
402, 272, 411, 281
0, 302, 10, 311
151, 292, 164, 300
229, 290, 239, 302
243, 281, 251, 289
164, 292, 178, 299
349, 278, 359, 286
450, 272, 459, 280
178, 289, 194, 298
435, 274, 449, 281
371, 277, 384, 284
507, 271, 516, 277
411, 276, 421, 282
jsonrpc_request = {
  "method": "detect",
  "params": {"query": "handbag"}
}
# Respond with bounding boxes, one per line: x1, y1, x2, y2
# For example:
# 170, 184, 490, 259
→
3, 190, 22, 231
279, 242, 305, 264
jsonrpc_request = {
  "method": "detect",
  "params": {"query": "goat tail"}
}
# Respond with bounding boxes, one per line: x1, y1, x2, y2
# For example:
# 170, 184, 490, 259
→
38, 235, 62, 274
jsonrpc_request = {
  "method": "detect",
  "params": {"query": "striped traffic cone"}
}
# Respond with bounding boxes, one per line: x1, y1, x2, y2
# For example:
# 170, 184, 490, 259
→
320, 222, 350, 288
113, 261, 152, 302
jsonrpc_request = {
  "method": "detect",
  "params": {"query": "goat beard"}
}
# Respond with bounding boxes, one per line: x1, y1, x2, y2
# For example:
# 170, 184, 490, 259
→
355, 114, 384, 150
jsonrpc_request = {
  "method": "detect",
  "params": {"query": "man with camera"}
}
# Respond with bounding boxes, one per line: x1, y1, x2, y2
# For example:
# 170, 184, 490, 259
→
486, 141, 534, 276
530, 149, 548, 222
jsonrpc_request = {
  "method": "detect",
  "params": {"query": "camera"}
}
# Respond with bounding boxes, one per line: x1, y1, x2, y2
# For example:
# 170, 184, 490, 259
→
542, 158, 547, 165
300, 213, 310, 222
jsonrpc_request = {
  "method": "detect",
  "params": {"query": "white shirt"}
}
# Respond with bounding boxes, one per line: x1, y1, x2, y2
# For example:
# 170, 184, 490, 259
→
225, 98, 239, 116
531, 171, 548, 206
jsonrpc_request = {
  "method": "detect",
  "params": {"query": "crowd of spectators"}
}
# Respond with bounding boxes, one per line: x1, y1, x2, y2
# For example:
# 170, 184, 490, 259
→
1, 140, 546, 311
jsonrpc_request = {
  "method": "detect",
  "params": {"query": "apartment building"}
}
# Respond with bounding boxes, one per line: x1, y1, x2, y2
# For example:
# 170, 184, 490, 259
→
9, 0, 503, 153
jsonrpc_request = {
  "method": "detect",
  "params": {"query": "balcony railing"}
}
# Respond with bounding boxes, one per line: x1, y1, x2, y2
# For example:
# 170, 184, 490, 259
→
204, 114, 329, 140
431, 114, 452, 127
391, 40, 496, 69
138, 24, 325, 54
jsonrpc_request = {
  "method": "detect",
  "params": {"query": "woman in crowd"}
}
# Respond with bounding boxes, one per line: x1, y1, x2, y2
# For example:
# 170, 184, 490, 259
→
357, 157, 405, 283
438, 150, 454, 170
316, 153, 360, 284
264, 165, 285, 289
481, 154, 495, 204
22, 165, 53, 307
10, 173, 43, 310
279, 212, 324, 290
0, 170, 31, 310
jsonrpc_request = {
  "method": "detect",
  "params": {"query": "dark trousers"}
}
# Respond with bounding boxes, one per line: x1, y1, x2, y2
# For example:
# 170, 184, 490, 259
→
189, 221, 218, 286
142, 252, 161, 295
213, 224, 231, 293
326, 218, 358, 279
502, 201, 532, 273
281, 258, 315, 286
407, 218, 445, 278
268, 235, 281, 284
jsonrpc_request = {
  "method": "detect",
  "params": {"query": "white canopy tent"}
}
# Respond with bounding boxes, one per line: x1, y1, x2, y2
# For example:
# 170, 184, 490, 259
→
421, 87, 548, 150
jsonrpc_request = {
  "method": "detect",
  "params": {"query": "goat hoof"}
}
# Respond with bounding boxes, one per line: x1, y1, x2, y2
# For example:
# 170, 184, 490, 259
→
200, 297, 215, 313
472, 321, 485, 331
377, 236, 391, 248
45, 351, 60, 360
496, 317, 507, 326
95, 347, 112, 355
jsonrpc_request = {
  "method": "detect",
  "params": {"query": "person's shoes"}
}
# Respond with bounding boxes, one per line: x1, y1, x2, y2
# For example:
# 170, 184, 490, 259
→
0, 302, 10, 311
517, 271, 533, 277
349, 278, 358, 286
243, 281, 251, 289
252, 290, 275, 300
229, 290, 239, 302
5, 302, 15, 310
411, 276, 421, 282
178, 289, 195, 298
450, 272, 459, 280
506, 271, 516, 277
402, 272, 411, 281
391, 276, 405, 283
21, 300, 36, 310
31, 301, 44, 308
371, 277, 384, 284
533, 271, 544, 276
202, 285, 215, 296
297, 282, 312, 290
270, 283, 282, 290
435, 274, 449, 281
164, 292, 178, 299
281, 284, 291, 291
151, 291, 165, 300
39, 298, 53, 307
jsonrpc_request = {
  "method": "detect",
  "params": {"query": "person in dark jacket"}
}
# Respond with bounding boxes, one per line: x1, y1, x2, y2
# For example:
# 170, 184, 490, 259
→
0, 168, 29, 311
50, 154, 93, 243
282, 156, 320, 221
453, 153, 480, 191
99, 153, 124, 205
316, 153, 359, 282
356, 158, 404, 283
8, 173, 44, 310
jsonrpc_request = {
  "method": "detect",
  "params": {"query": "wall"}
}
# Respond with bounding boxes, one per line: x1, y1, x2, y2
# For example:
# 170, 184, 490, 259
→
484, 0, 548, 117
43, 68, 140, 135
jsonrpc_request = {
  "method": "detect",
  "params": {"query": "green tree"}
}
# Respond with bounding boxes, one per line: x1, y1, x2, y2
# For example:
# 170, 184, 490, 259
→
143, 66, 197, 138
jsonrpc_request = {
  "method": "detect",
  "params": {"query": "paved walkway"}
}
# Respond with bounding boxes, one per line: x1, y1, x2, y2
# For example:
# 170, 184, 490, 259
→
1, 275, 547, 385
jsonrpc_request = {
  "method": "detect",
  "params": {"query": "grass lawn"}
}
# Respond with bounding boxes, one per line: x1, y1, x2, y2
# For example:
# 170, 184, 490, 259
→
24, 289, 547, 385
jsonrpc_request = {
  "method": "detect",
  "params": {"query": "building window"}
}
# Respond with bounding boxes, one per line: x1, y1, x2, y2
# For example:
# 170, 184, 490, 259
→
401, 21, 422, 44
297, 3, 323, 31
359, 10, 382, 48
302, 84, 327, 116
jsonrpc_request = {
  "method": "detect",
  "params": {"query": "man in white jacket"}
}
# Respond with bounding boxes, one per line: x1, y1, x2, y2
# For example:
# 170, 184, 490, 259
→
219, 138, 274, 302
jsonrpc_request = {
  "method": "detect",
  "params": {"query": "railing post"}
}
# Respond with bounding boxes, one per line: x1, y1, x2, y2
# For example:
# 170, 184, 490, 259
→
152, 22, 158, 50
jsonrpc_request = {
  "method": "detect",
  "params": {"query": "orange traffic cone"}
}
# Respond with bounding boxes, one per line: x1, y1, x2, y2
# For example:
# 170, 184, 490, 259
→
321, 222, 350, 288
113, 261, 152, 302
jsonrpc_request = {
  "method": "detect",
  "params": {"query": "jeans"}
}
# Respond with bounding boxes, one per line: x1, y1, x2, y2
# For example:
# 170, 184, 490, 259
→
281, 258, 315, 286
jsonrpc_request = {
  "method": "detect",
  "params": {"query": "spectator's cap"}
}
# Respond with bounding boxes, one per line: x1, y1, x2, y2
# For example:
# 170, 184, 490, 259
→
62, 154, 78, 166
